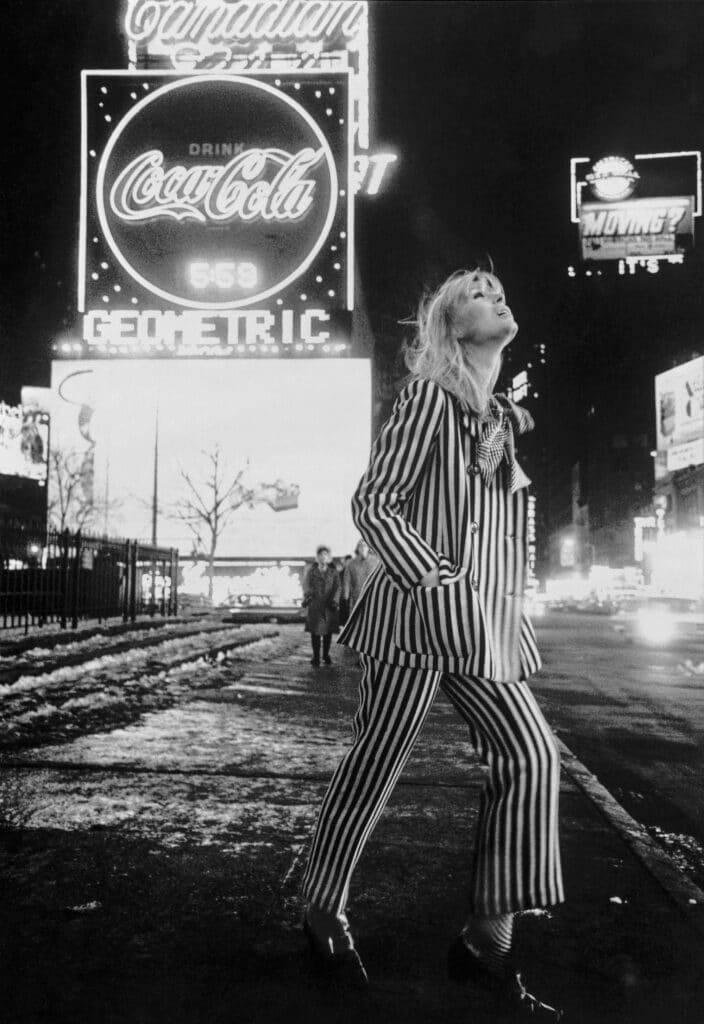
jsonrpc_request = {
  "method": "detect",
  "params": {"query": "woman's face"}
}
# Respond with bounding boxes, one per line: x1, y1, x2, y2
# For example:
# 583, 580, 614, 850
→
453, 273, 518, 350
316, 549, 331, 566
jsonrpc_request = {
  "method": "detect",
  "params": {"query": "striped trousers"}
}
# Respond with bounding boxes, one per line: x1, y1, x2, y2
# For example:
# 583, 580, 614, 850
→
301, 656, 564, 916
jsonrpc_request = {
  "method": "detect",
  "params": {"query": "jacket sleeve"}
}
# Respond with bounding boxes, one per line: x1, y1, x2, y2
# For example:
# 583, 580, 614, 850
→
351, 378, 445, 589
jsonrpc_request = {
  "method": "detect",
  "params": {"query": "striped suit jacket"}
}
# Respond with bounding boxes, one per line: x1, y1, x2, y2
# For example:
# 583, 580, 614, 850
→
338, 378, 542, 682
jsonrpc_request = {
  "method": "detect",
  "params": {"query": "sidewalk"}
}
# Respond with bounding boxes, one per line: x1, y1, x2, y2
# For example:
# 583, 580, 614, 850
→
1, 630, 703, 1023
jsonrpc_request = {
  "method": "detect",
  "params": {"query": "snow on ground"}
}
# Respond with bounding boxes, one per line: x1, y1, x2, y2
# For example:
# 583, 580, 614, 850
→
0, 614, 174, 648
0, 623, 299, 751
0, 617, 232, 674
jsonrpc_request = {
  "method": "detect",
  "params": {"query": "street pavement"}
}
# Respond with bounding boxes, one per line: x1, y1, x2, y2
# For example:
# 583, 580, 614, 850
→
528, 611, 704, 883
1, 625, 704, 1023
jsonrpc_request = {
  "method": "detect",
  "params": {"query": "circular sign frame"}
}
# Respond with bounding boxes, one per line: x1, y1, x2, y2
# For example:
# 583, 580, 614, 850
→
96, 75, 339, 310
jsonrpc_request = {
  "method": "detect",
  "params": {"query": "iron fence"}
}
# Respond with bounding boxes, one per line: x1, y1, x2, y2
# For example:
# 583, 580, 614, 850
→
0, 528, 179, 632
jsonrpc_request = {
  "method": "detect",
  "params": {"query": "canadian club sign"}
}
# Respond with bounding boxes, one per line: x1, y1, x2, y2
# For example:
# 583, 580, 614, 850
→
124, 0, 366, 52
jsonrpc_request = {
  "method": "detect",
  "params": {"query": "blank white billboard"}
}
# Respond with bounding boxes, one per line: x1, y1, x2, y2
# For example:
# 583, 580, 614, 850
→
49, 359, 371, 558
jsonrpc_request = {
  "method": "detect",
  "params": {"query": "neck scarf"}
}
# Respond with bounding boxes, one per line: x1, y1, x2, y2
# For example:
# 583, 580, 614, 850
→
475, 394, 534, 493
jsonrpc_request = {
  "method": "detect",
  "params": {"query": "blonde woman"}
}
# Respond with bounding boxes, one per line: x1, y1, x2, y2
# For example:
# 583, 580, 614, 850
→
300, 268, 564, 1020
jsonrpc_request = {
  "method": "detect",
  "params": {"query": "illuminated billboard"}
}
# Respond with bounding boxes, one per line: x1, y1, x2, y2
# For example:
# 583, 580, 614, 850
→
570, 151, 701, 275
48, 358, 372, 558
0, 403, 49, 483
654, 356, 704, 480
78, 70, 352, 356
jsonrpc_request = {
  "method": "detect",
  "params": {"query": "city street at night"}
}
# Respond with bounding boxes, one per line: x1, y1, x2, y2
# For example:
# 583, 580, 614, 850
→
1, 616, 704, 1023
2, 3, 704, 1023
532, 610, 704, 892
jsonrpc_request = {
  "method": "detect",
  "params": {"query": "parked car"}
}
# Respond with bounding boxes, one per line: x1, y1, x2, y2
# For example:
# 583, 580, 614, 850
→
611, 595, 704, 647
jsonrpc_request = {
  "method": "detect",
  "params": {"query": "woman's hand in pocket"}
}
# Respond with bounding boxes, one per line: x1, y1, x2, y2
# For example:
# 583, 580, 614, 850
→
418, 565, 440, 588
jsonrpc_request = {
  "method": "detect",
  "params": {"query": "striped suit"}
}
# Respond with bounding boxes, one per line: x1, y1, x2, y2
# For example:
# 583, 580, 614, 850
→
301, 378, 564, 915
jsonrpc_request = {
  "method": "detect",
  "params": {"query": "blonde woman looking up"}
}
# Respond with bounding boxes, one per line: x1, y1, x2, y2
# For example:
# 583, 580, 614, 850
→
300, 268, 564, 1021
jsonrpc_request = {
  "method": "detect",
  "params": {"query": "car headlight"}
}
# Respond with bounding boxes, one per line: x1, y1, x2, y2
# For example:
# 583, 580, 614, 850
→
636, 609, 677, 644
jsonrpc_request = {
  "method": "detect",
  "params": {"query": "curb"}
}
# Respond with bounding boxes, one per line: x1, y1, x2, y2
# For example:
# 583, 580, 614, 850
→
558, 738, 704, 937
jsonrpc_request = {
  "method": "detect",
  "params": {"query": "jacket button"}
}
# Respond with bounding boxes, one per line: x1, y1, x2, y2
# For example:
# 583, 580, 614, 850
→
470, 521, 479, 534
467, 463, 479, 476
471, 578, 479, 590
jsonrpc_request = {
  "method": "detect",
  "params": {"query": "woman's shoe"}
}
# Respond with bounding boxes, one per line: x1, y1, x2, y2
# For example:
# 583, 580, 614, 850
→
447, 935, 563, 1020
303, 906, 369, 989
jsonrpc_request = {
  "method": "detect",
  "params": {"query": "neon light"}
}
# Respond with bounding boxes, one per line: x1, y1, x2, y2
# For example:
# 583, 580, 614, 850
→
78, 74, 88, 313
352, 152, 397, 195
124, 0, 366, 48
81, 306, 335, 352
570, 157, 590, 224
618, 253, 685, 275
634, 150, 702, 216
586, 156, 639, 201
188, 260, 258, 289
346, 71, 353, 309
573, 151, 703, 223
94, 74, 339, 310
110, 146, 325, 224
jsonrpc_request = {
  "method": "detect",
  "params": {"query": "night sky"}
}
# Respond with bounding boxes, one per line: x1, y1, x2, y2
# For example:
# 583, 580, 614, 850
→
2, 1, 704, 407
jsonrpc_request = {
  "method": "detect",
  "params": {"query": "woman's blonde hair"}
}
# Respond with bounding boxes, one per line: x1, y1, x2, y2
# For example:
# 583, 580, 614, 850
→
404, 267, 504, 415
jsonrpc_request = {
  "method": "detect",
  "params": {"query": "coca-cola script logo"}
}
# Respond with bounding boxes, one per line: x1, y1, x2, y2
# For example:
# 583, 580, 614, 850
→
96, 76, 338, 309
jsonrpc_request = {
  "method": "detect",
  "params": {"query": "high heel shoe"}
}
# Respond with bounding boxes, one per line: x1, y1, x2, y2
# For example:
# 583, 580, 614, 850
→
302, 906, 369, 989
447, 934, 564, 1020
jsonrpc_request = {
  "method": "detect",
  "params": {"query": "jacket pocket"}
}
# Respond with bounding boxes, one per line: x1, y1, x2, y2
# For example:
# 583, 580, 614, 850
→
393, 561, 477, 657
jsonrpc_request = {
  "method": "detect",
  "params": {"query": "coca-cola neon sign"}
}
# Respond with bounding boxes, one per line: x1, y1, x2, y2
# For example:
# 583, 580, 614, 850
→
95, 74, 339, 309
109, 146, 324, 223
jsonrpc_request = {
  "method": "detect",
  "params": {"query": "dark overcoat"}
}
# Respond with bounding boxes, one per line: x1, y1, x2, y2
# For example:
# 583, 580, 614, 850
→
303, 563, 341, 635
338, 378, 542, 682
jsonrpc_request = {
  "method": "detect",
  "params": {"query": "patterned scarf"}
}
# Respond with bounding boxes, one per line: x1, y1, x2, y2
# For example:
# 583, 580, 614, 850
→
475, 394, 534, 493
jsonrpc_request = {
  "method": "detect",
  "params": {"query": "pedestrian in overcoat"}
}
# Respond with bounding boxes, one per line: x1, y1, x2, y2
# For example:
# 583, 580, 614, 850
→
300, 268, 564, 1020
341, 539, 380, 613
302, 545, 341, 666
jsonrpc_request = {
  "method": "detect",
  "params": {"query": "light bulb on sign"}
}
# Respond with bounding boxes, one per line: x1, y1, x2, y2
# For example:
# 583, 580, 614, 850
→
188, 261, 258, 291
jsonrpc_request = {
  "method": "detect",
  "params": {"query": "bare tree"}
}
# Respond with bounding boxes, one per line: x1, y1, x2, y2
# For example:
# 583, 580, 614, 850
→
48, 447, 120, 534
172, 445, 256, 602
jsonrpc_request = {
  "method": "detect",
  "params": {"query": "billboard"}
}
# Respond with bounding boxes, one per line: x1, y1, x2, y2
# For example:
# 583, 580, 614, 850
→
570, 151, 701, 275
78, 70, 352, 356
0, 403, 49, 483
654, 355, 704, 480
48, 358, 372, 557
579, 196, 694, 261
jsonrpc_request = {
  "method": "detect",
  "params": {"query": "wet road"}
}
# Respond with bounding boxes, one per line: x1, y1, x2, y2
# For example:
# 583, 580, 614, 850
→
530, 612, 704, 888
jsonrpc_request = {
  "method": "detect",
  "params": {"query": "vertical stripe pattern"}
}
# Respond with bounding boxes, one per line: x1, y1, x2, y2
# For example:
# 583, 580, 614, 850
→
301, 656, 441, 912
440, 673, 563, 913
301, 657, 564, 915
338, 378, 542, 682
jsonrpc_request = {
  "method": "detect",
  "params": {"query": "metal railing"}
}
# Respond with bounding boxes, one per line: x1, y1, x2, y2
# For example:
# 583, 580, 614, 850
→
0, 528, 179, 632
